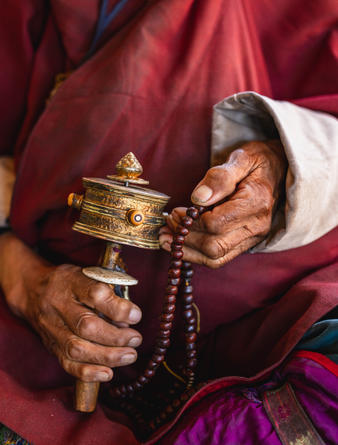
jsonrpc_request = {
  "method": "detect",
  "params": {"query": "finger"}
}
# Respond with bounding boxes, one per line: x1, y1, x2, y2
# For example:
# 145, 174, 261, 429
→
58, 302, 142, 347
168, 199, 251, 235
71, 280, 142, 325
159, 232, 173, 251
182, 226, 256, 260
159, 225, 174, 237
59, 357, 114, 382
179, 235, 262, 269
191, 149, 255, 206
62, 334, 137, 369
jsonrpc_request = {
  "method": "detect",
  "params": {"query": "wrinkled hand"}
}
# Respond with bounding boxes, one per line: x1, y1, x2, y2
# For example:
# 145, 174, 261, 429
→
0, 234, 142, 382
159, 141, 287, 268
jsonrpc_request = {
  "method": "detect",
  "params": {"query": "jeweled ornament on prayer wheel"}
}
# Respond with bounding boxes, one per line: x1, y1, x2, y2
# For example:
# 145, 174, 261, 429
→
68, 152, 170, 412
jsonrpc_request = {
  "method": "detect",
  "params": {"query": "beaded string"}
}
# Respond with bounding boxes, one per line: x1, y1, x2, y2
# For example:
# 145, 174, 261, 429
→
107, 206, 204, 432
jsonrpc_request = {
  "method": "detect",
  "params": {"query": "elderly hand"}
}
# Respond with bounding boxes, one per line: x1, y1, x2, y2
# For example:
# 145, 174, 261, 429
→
159, 140, 287, 268
0, 233, 142, 382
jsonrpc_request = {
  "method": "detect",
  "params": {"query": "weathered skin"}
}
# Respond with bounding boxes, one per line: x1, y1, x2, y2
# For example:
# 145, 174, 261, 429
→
160, 140, 287, 268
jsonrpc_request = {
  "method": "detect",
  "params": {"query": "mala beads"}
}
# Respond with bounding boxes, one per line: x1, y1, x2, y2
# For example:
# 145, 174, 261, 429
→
108, 205, 204, 432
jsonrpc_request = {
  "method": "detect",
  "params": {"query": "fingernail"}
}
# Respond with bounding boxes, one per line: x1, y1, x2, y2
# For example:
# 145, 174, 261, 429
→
121, 353, 136, 365
129, 307, 142, 323
128, 336, 142, 347
192, 185, 213, 203
96, 372, 110, 382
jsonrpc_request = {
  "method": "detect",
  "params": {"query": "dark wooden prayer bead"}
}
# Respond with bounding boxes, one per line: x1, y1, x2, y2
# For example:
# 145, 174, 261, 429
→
182, 269, 194, 278
183, 309, 194, 319
176, 225, 189, 236
148, 359, 158, 369
168, 277, 180, 286
184, 324, 196, 333
164, 303, 175, 313
186, 350, 197, 358
120, 385, 127, 394
154, 347, 167, 357
183, 285, 193, 293
152, 354, 165, 364
196, 206, 205, 214
173, 235, 185, 244
126, 384, 134, 394
186, 333, 197, 343
165, 295, 176, 304
133, 381, 143, 390
182, 261, 192, 269
159, 322, 172, 331
172, 250, 183, 259
182, 294, 193, 304
111, 387, 121, 397
156, 338, 170, 348
137, 375, 149, 385
168, 268, 181, 278
172, 243, 183, 251
161, 313, 174, 322
186, 358, 198, 368
170, 260, 182, 268
182, 216, 193, 227
187, 317, 196, 326
183, 303, 192, 311
165, 285, 178, 295
187, 207, 199, 219
186, 342, 196, 351
144, 369, 156, 379
159, 329, 171, 338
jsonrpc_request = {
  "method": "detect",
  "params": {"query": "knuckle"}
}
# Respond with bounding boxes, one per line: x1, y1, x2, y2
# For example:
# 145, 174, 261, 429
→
88, 282, 112, 303
114, 299, 133, 321
202, 212, 221, 233
76, 313, 98, 338
106, 349, 120, 366
203, 256, 225, 269
65, 336, 83, 360
204, 238, 230, 260
229, 148, 250, 164
256, 216, 272, 236
206, 166, 224, 181
78, 366, 93, 382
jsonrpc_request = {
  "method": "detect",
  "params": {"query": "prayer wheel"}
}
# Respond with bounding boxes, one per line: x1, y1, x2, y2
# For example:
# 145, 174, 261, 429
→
68, 152, 170, 412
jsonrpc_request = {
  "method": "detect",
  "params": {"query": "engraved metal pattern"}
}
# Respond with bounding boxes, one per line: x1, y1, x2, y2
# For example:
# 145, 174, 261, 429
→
71, 173, 170, 249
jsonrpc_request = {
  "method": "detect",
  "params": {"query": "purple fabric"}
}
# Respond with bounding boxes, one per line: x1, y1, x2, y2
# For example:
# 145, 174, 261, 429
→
154, 355, 338, 444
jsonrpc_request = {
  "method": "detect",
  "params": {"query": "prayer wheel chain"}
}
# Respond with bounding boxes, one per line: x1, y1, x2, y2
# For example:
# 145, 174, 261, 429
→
108, 206, 204, 431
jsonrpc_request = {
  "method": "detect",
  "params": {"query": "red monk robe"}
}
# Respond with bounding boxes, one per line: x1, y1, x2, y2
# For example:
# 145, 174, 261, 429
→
0, 0, 337, 444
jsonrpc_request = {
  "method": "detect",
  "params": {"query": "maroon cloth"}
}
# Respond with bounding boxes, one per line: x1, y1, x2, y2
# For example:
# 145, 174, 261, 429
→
0, 0, 337, 443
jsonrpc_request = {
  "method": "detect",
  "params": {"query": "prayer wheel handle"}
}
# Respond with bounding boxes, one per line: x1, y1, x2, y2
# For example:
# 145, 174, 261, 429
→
75, 381, 100, 412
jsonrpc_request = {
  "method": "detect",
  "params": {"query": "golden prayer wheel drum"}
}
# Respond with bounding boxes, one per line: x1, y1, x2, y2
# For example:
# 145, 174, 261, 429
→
68, 153, 170, 249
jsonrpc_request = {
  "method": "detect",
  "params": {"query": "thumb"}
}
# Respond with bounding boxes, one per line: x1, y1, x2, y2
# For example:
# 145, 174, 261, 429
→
191, 149, 252, 206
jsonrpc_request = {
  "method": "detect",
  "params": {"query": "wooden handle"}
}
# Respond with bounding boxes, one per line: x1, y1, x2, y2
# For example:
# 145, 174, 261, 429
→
75, 380, 100, 412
